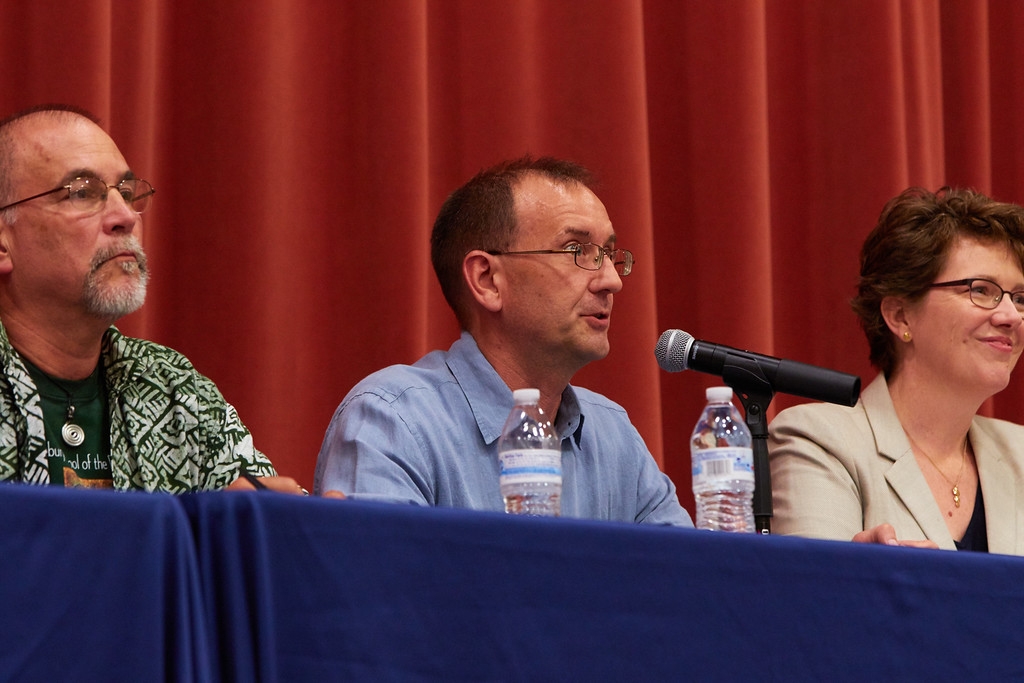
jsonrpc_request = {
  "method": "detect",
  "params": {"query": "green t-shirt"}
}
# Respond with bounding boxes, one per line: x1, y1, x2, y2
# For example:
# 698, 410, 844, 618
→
22, 357, 112, 489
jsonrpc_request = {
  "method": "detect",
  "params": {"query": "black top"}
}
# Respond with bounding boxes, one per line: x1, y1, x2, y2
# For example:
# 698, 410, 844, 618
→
954, 485, 988, 552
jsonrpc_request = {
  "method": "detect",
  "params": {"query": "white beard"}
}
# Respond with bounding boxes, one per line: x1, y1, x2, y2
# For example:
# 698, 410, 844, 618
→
83, 239, 150, 318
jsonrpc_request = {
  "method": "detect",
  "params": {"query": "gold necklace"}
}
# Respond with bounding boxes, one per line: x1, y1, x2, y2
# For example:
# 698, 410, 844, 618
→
912, 436, 968, 508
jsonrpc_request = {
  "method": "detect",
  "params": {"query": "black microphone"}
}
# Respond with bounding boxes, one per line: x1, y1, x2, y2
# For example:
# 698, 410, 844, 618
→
654, 329, 861, 406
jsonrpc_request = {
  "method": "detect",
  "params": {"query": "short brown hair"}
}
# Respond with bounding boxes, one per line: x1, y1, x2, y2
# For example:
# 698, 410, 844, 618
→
430, 155, 596, 328
852, 186, 1024, 376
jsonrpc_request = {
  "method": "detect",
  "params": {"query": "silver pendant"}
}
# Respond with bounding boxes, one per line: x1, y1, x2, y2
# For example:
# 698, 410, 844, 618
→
61, 421, 85, 447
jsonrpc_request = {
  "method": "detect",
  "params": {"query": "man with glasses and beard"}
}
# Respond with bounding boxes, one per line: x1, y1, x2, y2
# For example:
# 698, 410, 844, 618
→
0, 105, 302, 494
315, 156, 691, 526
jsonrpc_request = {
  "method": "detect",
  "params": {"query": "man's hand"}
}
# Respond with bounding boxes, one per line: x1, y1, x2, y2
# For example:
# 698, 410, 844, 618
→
226, 474, 310, 496
321, 489, 346, 499
853, 523, 939, 549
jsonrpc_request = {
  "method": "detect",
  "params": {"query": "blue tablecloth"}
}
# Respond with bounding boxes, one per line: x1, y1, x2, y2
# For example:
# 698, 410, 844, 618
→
5, 485, 1024, 681
184, 493, 1024, 681
0, 484, 210, 681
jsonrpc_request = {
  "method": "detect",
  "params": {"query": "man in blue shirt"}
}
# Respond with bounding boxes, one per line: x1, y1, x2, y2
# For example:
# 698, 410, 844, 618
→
315, 156, 691, 526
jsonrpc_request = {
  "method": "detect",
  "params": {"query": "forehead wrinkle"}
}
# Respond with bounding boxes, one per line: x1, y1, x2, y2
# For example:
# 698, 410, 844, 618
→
59, 167, 136, 184
555, 226, 617, 245
13, 116, 130, 186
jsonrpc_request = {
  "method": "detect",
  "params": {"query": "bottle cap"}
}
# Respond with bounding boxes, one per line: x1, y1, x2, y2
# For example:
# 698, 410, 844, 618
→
512, 388, 541, 404
705, 386, 733, 402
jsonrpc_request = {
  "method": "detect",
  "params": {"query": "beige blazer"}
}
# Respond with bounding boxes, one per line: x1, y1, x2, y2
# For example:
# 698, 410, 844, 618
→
768, 374, 1024, 554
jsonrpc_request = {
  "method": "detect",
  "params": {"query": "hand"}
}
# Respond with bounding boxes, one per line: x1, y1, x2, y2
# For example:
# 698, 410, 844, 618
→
853, 523, 939, 549
227, 474, 310, 496
321, 489, 347, 499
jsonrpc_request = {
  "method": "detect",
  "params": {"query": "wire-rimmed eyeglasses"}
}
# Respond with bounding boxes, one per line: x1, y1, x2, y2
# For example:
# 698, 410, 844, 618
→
486, 242, 633, 276
0, 176, 156, 214
928, 278, 1024, 316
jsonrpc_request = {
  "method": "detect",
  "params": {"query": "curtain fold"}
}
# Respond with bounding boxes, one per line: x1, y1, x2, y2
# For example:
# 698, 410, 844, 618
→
1, 0, 1022, 512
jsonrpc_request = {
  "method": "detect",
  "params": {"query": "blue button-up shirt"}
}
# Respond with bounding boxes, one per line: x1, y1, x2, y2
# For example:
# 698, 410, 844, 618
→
315, 332, 692, 526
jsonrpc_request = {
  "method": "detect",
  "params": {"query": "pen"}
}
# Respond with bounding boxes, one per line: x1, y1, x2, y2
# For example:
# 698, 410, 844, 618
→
240, 471, 268, 490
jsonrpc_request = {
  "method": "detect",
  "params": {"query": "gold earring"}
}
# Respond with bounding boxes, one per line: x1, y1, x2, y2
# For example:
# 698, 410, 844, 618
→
903, 331, 911, 342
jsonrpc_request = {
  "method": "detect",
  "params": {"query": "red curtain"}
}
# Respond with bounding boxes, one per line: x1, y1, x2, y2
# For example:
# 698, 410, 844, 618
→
3, 0, 1023, 512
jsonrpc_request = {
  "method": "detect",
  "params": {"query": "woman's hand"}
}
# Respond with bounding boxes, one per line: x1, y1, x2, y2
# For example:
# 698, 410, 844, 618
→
853, 523, 939, 549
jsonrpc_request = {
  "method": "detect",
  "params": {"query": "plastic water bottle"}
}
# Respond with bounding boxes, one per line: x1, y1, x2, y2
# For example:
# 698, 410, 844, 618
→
690, 386, 754, 532
498, 388, 561, 516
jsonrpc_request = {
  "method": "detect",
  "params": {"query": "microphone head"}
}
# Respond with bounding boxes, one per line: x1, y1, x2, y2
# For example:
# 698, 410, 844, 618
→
655, 329, 695, 372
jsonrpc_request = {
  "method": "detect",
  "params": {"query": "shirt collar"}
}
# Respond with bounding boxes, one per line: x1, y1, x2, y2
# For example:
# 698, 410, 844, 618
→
446, 331, 584, 447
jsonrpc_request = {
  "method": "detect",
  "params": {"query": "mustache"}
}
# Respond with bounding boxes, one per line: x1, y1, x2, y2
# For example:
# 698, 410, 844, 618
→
90, 238, 148, 274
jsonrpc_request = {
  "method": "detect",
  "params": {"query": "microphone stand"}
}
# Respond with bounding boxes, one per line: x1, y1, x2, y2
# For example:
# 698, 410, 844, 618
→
721, 353, 775, 534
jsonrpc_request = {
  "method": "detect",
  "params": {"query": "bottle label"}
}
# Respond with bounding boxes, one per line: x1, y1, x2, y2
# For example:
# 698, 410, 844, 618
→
499, 448, 561, 485
691, 447, 754, 486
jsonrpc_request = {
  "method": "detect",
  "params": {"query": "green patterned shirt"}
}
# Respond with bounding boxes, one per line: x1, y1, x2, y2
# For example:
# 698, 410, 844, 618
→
0, 324, 275, 493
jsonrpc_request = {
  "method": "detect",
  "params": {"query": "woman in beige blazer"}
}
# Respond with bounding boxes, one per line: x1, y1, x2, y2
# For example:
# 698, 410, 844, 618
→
769, 186, 1024, 554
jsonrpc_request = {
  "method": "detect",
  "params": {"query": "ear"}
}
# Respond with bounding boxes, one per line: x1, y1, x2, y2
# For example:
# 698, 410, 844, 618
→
880, 295, 910, 338
462, 250, 503, 313
0, 217, 14, 276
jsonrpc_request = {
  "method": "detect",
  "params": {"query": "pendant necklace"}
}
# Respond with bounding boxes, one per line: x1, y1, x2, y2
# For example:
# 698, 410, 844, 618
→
20, 355, 101, 449
61, 402, 85, 447
913, 436, 968, 508
48, 376, 90, 447
42, 373, 99, 449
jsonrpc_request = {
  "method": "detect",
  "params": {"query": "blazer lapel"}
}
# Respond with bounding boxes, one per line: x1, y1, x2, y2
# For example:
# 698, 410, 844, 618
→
971, 423, 1018, 554
863, 376, 957, 549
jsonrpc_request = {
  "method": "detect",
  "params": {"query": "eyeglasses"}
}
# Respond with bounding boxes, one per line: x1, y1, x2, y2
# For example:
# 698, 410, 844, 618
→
928, 278, 1024, 315
486, 243, 634, 276
0, 177, 156, 214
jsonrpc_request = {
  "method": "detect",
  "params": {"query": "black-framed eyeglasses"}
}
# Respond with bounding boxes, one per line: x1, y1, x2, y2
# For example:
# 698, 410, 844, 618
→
0, 177, 156, 214
486, 243, 634, 276
928, 278, 1024, 315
